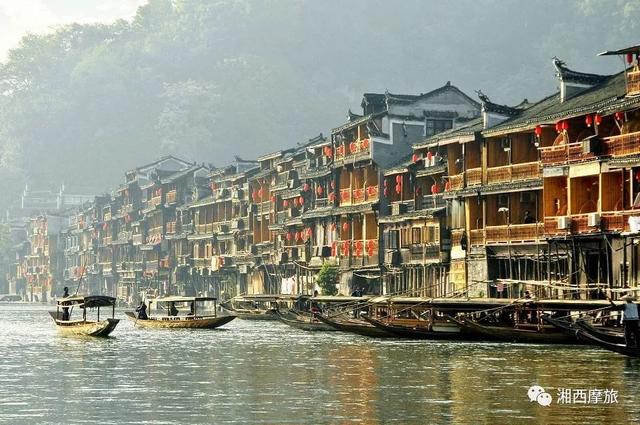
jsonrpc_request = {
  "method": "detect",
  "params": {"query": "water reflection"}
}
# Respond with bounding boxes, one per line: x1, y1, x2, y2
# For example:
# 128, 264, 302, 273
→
0, 304, 638, 424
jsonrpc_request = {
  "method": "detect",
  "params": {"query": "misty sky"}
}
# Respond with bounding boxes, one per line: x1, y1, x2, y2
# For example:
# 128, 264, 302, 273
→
0, 0, 147, 60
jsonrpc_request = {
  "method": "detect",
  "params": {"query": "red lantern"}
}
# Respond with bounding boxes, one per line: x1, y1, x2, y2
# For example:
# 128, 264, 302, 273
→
252, 190, 258, 200
627, 53, 634, 64
362, 139, 369, 149
298, 196, 304, 206
615, 111, 625, 122
383, 188, 389, 197
555, 122, 561, 133
585, 115, 593, 127
331, 242, 337, 257
561, 120, 569, 131
534, 125, 542, 136
283, 199, 289, 208
271, 196, 276, 203
342, 222, 350, 232
306, 227, 313, 237
303, 183, 310, 192
431, 184, 438, 194
350, 142, 358, 153
342, 240, 349, 254
317, 186, 324, 196
412, 154, 419, 163
395, 184, 401, 194
356, 240, 363, 251
258, 188, 263, 199
367, 246, 374, 257
396, 175, 402, 183
594, 114, 602, 126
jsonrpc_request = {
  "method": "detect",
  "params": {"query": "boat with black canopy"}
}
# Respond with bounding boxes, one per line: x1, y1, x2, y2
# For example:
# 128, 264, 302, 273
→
49, 295, 119, 337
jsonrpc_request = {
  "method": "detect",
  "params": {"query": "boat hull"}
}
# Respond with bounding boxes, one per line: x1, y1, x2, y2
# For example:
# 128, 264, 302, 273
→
362, 315, 464, 340
543, 316, 624, 345
49, 311, 119, 337
125, 311, 236, 329
577, 328, 640, 357
221, 306, 278, 321
276, 312, 338, 331
315, 314, 394, 337
452, 316, 577, 344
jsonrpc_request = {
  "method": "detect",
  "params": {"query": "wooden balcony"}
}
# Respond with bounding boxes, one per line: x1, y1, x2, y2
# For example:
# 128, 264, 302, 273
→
166, 190, 177, 205
350, 239, 378, 258
166, 221, 177, 234
540, 144, 568, 165
604, 131, 640, 157
544, 217, 569, 236
487, 162, 540, 185
421, 194, 446, 209
483, 223, 544, 244
451, 229, 465, 248
340, 188, 351, 206
195, 223, 215, 234
567, 142, 596, 163
469, 229, 484, 246
147, 196, 162, 209
352, 188, 366, 204
366, 185, 379, 201
466, 168, 482, 186
448, 173, 464, 191
570, 214, 599, 234
410, 244, 440, 262
627, 70, 640, 95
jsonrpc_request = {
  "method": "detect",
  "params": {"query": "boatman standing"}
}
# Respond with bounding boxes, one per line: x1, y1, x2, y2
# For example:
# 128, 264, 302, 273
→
136, 301, 148, 320
609, 294, 640, 347
61, 287, 70, 321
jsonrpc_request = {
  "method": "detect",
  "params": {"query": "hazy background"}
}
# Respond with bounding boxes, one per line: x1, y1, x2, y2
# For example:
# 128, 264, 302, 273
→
0, 0, 638, 208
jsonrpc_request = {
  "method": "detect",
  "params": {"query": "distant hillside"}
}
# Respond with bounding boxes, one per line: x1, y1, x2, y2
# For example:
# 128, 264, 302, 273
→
0, 0, 638, 210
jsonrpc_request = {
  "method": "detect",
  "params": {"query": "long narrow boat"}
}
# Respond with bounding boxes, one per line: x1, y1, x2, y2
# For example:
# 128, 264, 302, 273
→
361, 315, 464, 340
451, 315, 577, 344
315, 314, 394, 338
576, 328, 640, 357
220, 305, 278, 320
49, 295, 119, 337
542, 315, 624, 345
125, 296, 236, 329
276, 311, 337, 331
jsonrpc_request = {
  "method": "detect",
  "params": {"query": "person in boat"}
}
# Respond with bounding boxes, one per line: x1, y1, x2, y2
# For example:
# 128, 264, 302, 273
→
61, 287, 70, 321
136, 301, 148, 320
169, 302, 179, 316
609, 294, 639, 347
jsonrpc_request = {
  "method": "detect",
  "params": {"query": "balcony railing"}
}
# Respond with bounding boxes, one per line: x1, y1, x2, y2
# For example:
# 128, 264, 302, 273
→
628, 70, 640, 95
147, 196, 162, 209
195, 223, 215, 234
352, 188, 366, 204
340, 188, 351, 206
421, 194, 446, 209
366, 185, 379, 201
540, 144, 568, 165
410, 244, 440, 261
567, 142, 596, 163
486, 162, 540, 185
604, 131, 640, 157
472, 223, 544, 244
166, 221, 177, 234
166, 190, 177, 205
448, 173, 464, 191
466, 168, 482, 186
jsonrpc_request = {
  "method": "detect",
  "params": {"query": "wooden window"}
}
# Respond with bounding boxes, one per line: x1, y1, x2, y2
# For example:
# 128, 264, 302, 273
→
412, 227, 422, 244
386, 230, 399, 250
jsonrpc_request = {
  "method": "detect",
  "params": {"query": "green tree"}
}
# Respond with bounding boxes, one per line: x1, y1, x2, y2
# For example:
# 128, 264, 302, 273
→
316, 262, 339, 296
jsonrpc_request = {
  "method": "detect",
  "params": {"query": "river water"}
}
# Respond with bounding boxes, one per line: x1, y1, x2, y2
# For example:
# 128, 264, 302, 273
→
0, 304, 639, 425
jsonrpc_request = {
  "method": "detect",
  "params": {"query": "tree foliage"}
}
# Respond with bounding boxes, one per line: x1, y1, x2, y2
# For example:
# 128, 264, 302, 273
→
316, 262, 339, 296
0, 0, 639, 210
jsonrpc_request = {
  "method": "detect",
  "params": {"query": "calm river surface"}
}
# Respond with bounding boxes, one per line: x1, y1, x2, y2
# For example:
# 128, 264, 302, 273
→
1, 304, 639, 425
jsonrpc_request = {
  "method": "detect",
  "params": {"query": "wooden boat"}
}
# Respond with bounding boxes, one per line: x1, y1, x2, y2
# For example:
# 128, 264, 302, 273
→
450, 315, 577, 344
49, 295, 119, 337
314, 313, 395, 338
125, 296, 235, 329
576, 328, 640, 357
276, 311, 338, 331
542, 315, 624, 345
220, 296, 279, 321
361, 315, 464, 340
221, 305, 278, 320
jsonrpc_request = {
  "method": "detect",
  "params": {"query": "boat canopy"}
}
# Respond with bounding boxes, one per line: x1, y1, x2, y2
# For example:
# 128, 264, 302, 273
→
149, 296, 217, 303
57, 295, 116, 308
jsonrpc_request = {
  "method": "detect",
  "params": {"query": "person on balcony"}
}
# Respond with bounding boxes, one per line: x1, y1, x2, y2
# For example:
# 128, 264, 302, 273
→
523, 210, 536, 224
